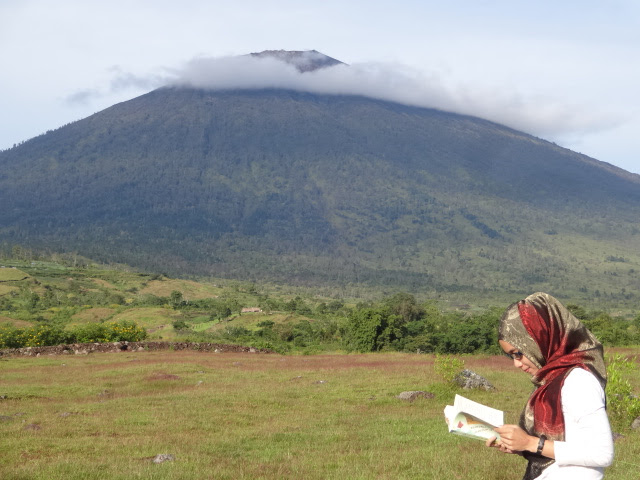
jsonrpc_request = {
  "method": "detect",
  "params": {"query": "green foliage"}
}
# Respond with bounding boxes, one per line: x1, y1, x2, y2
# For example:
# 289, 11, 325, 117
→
342, 295, 502, 354
383, 292, 424, 323
1, 256, 638, 355
434, 353, 465, 383
583, 314, 640, 346
606, 354, 640, 431
259, 296, 285, 313
72, 321, 147, 343
131, 294, 166, 306
172, 319, 190, 331
0, 323, 68, 348
0, 320, 147, 348
169, 290, 184, 309
342, 306, 405, 352
208, 303, 232, 321
566, 303, 588, 320
432, 309, 502, 354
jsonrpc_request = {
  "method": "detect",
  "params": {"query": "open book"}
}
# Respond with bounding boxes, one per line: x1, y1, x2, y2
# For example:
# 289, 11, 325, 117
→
444, 394, 503, 441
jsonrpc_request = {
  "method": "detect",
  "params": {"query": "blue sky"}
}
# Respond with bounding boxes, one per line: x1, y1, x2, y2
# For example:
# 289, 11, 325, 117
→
2, 0, 639, 173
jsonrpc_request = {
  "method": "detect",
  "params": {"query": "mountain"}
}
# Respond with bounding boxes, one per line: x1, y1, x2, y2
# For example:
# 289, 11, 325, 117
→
2, 51, 640, 303
249, 49, 345, 72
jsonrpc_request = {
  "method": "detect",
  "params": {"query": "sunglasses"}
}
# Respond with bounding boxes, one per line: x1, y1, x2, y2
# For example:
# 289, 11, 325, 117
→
504, 351, 524, 360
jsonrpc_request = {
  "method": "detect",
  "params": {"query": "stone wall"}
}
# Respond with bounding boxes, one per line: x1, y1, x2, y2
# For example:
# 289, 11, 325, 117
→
0, 341, 273, 357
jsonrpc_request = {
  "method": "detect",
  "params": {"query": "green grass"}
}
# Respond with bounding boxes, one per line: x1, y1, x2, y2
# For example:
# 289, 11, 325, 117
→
190, 320, 218, 332
1, 350, 638, 479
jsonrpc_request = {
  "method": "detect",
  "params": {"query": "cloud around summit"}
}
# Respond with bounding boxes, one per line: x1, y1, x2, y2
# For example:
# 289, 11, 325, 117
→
165, 52, 620, 141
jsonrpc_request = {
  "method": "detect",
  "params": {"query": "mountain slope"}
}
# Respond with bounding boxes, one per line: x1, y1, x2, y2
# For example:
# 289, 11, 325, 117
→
2, 86, 640, 301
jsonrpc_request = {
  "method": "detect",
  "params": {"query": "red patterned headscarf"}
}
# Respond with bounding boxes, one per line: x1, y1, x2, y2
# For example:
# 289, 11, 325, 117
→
499, 292, 606, 479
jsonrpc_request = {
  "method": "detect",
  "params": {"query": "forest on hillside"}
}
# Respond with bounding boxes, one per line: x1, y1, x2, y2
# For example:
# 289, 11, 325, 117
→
1, 250, 638, 353
2, 89, 640, 303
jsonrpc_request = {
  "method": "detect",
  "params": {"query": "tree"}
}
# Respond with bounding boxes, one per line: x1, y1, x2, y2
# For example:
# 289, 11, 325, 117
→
170, 290, 184, 309
342, 306, 405, 352
384, 293, 423, 324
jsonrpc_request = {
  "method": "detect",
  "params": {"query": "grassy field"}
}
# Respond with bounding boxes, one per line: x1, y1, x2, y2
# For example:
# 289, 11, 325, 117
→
0, 267, 28, 298
1, 350, 639, 479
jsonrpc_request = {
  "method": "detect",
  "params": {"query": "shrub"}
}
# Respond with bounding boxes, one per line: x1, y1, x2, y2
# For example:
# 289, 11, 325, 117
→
0, 324, 21, 348
170, 290, 184, 309
172, 319, 190, 331
606, 354, 640, 431
0, 320, 146, 348
85, 320, 147, 342
221, 326, 251, 339
0, 323, 69, 348
434, 353, 465, 384
342, 307, 404, 352
131, 294, 166, 306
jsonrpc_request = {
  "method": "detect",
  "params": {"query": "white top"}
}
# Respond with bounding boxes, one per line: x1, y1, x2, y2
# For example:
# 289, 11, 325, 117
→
535, 367, 614, 480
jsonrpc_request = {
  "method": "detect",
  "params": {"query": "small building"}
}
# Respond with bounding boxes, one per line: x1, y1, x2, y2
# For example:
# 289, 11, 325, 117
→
241, 307, 262, 313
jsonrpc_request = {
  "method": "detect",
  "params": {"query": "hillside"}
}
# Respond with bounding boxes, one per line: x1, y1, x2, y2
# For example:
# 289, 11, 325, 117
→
2, 61, 640, 301
2, 257, 637, 355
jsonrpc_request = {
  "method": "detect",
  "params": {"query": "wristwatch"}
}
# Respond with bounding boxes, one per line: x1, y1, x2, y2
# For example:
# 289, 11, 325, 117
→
536, 435, 547, 455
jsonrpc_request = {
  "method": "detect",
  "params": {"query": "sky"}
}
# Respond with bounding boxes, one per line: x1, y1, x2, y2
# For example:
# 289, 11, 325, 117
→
2, 0, 640, 173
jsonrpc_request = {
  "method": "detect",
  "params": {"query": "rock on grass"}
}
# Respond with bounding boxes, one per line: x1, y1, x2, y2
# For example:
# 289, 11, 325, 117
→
396, 391, 435, 402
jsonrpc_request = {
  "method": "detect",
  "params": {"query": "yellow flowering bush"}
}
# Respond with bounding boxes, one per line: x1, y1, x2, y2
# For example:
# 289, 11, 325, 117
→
0, 321, 146, 348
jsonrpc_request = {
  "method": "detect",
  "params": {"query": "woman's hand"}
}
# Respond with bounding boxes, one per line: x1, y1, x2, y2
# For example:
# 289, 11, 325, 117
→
485, 435, 517, 454
493, 425, 538, 453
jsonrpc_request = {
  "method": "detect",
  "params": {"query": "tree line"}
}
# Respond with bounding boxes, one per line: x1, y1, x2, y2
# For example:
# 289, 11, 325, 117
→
175, 292, 640, 354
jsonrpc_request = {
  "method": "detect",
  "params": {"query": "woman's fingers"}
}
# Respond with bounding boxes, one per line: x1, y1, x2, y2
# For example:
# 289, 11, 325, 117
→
485, 435, 498, 447
494, 425, 535, 452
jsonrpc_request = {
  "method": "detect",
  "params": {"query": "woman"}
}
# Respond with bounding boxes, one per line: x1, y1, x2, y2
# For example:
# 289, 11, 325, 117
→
486, 292, 614, 479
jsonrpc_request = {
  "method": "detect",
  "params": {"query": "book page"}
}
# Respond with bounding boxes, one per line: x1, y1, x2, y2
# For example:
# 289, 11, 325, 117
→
453, 394, 503, 427
444, 405, 456, 424
450, 412, 501, 440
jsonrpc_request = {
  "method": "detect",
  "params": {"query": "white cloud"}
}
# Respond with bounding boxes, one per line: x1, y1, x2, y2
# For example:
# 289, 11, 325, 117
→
165, 53, 621, 140
63, 66, 167, 106
65, 88, 103, 106
108, 67, 166, 93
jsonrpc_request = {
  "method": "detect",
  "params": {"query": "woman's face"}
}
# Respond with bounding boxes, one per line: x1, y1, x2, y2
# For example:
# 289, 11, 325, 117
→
499, 339, 539, 376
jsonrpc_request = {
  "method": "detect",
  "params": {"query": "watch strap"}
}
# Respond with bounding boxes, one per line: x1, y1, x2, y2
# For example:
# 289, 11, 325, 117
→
536, 435, 547, 455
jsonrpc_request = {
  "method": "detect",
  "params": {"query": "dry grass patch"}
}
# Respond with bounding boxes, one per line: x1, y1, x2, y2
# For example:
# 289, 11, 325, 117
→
0, 268, 30, 281
0, 284, 19, 296
69, 308, 116, 325
0, 316, 33, 328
